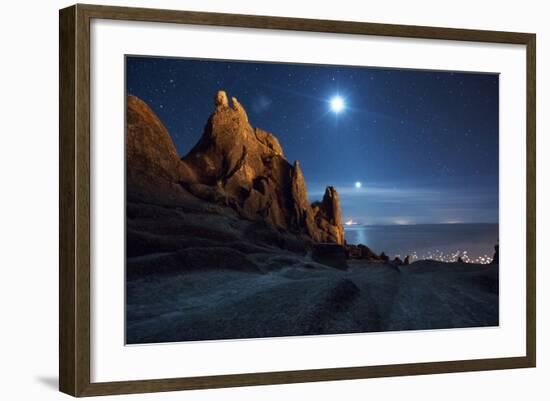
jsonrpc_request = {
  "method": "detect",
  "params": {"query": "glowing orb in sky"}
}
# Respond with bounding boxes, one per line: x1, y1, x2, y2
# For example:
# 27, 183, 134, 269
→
355, 181, 362, 188
330, 96, 345, 113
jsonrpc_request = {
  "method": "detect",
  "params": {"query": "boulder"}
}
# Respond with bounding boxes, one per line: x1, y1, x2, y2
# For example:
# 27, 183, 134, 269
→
345, 243, 380, 261
392, 257, 404, 265
358, 244, 380, 260
312, 244, 348, 270
346, 244, 362, 259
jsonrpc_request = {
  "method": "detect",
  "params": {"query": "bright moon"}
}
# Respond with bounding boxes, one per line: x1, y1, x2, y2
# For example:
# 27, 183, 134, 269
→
330, 96, 345, 113
355, 181, 362, 188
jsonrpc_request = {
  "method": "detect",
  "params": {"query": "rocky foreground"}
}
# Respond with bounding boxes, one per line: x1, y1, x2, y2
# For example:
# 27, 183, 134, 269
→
128, 263, 498, 343
125, 91, 498, 344
126, 199, 498, 344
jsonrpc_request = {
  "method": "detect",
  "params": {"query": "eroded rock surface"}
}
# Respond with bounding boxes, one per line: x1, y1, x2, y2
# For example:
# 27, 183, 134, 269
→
126, 95, 197, 205
128, 91, 344, 244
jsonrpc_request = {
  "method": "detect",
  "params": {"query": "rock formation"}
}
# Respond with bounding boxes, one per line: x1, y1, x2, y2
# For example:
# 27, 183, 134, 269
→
311, 187, 345, 244
179, 91, 344, 244
126, 91, 344, 245
312, 244, 348, 270
392, 256, 404, 265
126, 95, 197, 205
345, 243, 381, 261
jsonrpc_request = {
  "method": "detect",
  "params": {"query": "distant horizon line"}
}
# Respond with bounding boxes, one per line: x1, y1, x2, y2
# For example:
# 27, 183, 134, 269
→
344, 222, 498, 227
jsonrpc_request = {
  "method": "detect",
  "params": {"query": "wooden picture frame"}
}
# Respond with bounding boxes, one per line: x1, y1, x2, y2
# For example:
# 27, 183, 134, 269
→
59, 3, 536, 397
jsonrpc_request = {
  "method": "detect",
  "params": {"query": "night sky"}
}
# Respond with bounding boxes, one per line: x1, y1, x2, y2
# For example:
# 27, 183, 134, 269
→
127, 56, 499, 225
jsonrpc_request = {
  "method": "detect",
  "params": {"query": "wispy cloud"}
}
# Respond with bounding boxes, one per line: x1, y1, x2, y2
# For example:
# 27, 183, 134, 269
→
307, 180, 498, 225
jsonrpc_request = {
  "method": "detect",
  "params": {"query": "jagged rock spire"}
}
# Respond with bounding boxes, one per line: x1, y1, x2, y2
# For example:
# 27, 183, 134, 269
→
215, 90, 228, 108
128, 91, 345, 244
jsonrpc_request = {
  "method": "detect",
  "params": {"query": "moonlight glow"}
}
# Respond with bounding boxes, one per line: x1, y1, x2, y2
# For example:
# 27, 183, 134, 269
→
355, 181, 362, 188
330, 96, 345, 113
127, 57, 499, 228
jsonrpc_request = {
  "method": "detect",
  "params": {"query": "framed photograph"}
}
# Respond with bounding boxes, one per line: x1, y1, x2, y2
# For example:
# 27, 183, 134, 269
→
59, 4, 536, 397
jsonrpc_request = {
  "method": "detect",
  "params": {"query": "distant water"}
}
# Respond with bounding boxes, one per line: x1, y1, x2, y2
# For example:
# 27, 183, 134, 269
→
344, 223, 498, 264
